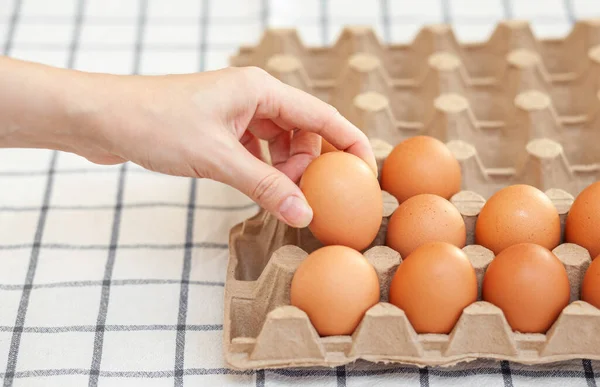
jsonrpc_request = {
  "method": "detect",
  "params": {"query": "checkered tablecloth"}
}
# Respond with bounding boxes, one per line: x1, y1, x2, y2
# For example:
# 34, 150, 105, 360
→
1, 0, 600, 386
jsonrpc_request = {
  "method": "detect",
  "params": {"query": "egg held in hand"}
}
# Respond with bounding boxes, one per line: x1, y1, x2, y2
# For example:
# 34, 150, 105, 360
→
565, 181, 600, 260
482, 243, 570, 333
290, 245, 380, 336
299, 152, 383, 251
386, 193, 466, 258
388, 241, 477, 334
475, 184, 561, 255
381, 136, 462, 203
320, 137, 338, 154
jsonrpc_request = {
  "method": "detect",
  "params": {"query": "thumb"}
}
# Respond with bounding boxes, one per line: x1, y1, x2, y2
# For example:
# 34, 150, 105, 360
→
219, 142, 313, 228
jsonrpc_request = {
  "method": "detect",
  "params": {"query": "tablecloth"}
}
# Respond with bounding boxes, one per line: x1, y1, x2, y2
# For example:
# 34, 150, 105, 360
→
1, 0, 600, 386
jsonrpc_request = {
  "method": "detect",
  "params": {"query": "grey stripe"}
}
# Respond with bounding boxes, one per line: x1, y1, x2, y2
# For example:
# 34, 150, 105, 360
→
501, 360, 514, 387
0, 368, 254, 379
0, 365, 598, 380
502, 0, 513, 19
419, 367, 429, 387
0, 202, 257, 212
583, 359, 597, 387
0, 241, 229, 251
564, 0, 575, 23
0, 279, 224, 291
337, 365, 346, 387
440, 0, 451, 23
88, 163, 128, 387
174, 178, 198, 385
380, 0, 391, 43
2, 0, 21, 55
256, 370, 265, 387
261, 0, 269, 27
0, 324, 222, 333
320, 0, 328, 45
3, 154, 58, 387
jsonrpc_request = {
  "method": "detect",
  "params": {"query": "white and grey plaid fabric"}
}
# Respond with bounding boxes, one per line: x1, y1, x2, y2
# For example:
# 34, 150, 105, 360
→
1, 0, 600, 386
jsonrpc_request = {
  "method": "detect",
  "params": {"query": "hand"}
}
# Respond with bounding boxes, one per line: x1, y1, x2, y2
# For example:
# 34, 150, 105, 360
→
0, 58, 377, 228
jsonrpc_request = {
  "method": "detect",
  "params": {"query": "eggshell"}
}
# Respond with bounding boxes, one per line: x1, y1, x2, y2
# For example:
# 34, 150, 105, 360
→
565, 181, 600, 260
388, 241, 477, 334
581, 254, 600, 309
386, 194, 466, 258
320, 137, 338, 154
380, 136, 461, 203
475, 184, 561, 255
299, 152, 383, 251
482, 243, 570, 333
290, 245, 380, 336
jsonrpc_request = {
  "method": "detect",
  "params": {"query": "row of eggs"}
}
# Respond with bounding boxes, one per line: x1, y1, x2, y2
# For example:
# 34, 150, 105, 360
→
289, 136, 600, 337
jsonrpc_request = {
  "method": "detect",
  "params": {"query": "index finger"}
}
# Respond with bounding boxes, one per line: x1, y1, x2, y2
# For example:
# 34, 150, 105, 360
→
250, 69, 378, 176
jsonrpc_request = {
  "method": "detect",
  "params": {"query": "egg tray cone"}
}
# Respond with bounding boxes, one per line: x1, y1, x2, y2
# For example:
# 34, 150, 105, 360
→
230, 20, 600, 198
224, 187, 599, 370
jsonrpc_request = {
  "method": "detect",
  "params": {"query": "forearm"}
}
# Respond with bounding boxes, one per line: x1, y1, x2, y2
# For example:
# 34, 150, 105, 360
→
0, 56, 97, 152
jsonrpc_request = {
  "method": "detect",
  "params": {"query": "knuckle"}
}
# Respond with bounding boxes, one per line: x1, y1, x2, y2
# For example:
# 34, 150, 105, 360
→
251, 171, 284, 205
317, 105, 340, 134
240, 66, 269, 82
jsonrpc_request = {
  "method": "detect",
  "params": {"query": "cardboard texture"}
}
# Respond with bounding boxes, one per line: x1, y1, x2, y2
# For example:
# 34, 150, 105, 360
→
224, 20, 600, 370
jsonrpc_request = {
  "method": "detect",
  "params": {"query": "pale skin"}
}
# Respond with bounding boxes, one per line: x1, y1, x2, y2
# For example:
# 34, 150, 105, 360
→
0, 56, 377, 228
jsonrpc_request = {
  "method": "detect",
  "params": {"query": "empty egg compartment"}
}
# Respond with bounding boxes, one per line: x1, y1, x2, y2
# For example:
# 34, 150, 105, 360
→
224, 187, 600, 370
231, 19, 600, 84
231, 21, 600, 197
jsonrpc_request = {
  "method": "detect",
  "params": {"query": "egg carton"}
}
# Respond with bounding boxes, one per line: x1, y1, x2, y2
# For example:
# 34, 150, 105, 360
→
230, 21, 600, 197
231, 20, 600, 83
224, 187, 599, 370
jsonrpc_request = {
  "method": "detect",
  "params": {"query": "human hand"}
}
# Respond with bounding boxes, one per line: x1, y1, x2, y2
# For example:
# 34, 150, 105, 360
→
2, 59, 376, 228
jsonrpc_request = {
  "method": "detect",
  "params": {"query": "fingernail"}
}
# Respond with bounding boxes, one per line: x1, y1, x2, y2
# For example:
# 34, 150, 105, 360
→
279, 196, 313, 228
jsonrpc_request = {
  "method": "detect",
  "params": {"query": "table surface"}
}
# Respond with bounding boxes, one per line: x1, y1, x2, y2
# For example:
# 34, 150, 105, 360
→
2, 0, 600, 386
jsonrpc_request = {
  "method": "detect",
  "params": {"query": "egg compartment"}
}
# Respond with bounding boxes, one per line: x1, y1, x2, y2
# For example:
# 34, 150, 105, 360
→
231, 20, 600, 197
231, 20, 600, 84
224, 187, 600, 370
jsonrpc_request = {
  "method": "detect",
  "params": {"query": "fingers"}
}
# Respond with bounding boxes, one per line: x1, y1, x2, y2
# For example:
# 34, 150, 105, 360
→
247, 118, 321, 183
284, 129, 320, 183
239, 130, 264, 161
247, 69, 377, 176
219, 140, 313, 228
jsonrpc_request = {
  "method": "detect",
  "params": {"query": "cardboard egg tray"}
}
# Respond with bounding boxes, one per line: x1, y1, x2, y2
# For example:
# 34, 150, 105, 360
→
225, 189, 599, 369
224, 20, 600, 369
231, 19, 600, 198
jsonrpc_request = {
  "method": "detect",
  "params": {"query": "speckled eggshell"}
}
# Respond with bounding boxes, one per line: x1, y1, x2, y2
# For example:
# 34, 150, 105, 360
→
290, 245, 380, 336
386, 194, 466, 258
299, 152, 383, 251
380, 136, 462, 203
475, 184, 561, 255
582, 254, 600, 308
565, 181, 600, 260
482, 243, 570, 333
388, 241, 477, 334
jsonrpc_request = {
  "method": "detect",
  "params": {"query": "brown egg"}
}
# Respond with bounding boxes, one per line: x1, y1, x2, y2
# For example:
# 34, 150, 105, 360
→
482, 243, 570, 333
386, 194, 466, 258
565, 181, 600, 260
388, 241, 477, 334
581, 254, 600, 309
475, 185, 560, 255
381, 136, 461, 203
290, 245, 380, 336
300, 152, 382, 251
320, 137, 338, 154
